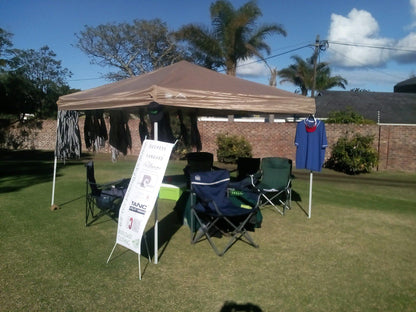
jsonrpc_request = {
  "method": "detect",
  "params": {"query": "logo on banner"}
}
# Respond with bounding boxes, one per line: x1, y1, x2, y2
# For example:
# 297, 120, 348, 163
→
140, 174, 152, 187
129, 200, 148, 215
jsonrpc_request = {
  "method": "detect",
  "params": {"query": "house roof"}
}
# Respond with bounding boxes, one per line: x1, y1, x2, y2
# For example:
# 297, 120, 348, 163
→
315, 91, 416, 124
394, 77, 416, 93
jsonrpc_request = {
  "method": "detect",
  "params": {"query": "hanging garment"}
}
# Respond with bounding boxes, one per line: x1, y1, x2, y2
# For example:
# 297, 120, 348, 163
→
84, 110, 108, 151
294, 118, 327, 172
190, 113, 202, 152
177, 110, 189, 145
55, 110, 81, 160
138, 109, 149, 143
109, 110, 132, 156
147, 102, 176, 143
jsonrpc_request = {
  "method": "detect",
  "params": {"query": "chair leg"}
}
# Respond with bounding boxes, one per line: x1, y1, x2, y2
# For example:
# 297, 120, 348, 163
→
219, 215, 259, 256
260, 193, 284, 215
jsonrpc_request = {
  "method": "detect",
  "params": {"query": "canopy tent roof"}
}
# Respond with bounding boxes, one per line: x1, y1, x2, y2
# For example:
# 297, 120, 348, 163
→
57, 60, 315, 115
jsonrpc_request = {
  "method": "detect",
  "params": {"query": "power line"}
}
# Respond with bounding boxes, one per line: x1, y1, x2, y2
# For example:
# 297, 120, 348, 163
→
328, 41, 416, 53
326, 45, 407, 81
234, 43, 312, 71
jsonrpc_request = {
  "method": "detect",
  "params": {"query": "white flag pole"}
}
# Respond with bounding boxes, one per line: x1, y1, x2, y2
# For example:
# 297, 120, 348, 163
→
308, 171, 313, 219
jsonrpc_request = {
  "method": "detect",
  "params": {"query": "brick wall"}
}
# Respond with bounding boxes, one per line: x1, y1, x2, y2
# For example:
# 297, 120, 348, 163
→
4, 118, 416, 172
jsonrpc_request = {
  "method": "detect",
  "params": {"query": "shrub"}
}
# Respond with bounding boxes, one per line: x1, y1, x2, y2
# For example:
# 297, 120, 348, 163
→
216, 133, 252, 163
326, 107, 375, 124
325, 133, 378, 174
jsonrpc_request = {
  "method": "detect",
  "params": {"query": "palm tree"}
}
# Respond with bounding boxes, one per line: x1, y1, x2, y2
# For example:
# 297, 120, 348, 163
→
278, 54, 347, 96
278, 55, 311, 96
175, 0, 286, 76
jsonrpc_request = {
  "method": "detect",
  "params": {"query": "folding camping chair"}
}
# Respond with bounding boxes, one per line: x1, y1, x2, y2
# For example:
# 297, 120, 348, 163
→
254, 157, 293, 215
183, 152, 217, 188
85, 161, 129, 226
234, 157, 261, 181
190, 169, 261, 256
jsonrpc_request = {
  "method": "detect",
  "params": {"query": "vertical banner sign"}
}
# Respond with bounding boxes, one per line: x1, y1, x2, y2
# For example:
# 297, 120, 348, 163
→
115, 139, 174, 255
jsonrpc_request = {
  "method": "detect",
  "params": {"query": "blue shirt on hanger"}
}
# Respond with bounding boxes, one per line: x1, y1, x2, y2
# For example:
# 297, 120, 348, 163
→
294, 118, 328, 172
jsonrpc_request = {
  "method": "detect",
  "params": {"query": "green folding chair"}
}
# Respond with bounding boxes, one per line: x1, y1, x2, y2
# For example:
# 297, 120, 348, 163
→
255, 157, 293, 215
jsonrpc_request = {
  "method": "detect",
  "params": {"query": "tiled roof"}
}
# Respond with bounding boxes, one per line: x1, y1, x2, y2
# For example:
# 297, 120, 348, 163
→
315, 91, 416, 124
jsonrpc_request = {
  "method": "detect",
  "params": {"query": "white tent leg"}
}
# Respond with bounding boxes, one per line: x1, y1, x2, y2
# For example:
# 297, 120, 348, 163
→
51, 114, 60, 207
308, 171, 313, 219
154, 201, 158, 264
51, 156, 57, 206
154, 122, 158, 264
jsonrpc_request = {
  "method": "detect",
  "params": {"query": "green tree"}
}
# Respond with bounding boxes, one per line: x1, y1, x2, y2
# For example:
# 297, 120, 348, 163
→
0, 72, 39, 121
278, 54, 347, 96
1, 43, 73, 120
76, 19, 184, 80
0, 28, 13, 70
175, 0, 286, 75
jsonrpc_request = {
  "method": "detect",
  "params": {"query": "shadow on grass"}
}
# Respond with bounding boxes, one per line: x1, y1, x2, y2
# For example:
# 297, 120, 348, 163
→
143, 209, 183, 261
0, 150, 91, 194
293, 169, 416, 187
220, 301, 262, 312
105, 209, 183, 278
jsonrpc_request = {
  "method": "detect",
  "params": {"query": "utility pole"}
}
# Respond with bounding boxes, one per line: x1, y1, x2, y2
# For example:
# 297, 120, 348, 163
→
311, 34, 320, 98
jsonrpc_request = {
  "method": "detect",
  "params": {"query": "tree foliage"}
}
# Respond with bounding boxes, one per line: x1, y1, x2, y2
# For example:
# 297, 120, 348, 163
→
278, 54, 347, 96
76, 19, 184, 80
0, 28, 74, 121
175, 0, 286, 75
0, 28, 13, 69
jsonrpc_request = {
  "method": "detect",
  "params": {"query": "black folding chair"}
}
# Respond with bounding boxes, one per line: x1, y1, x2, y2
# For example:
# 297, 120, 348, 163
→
183, 152, 218, 188
190, 169, 261, 256
85, 161, 129, 226
235, 157, 261, 181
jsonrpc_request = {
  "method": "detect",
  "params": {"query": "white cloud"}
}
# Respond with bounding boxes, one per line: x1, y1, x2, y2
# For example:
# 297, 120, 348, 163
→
236, 57, 269, 77
395, 32, 416, 63
411, 0, 416, 16
328, 8, 394, 67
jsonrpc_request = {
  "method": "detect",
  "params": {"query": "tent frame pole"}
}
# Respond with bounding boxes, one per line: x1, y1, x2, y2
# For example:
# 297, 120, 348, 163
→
154, 122, 158, 264
51, 114, 60, 207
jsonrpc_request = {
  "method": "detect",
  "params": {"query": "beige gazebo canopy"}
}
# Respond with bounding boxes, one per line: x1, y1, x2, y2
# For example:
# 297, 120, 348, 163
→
54, 61, 316, 265
57, 60, 315, 115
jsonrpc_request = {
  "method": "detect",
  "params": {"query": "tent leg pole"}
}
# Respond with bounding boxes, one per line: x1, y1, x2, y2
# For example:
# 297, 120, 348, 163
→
308, 171, 313, 219
154, 121, 159, 264
154, 200, 158, 264
51, 156, 57, 206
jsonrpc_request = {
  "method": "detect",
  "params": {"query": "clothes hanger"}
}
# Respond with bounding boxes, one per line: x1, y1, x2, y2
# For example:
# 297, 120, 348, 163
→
307, 114, 316, 123
306, 114, 317, 127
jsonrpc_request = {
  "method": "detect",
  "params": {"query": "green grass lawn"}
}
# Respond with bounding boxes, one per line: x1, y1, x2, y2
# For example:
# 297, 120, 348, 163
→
1, 150, 415, 312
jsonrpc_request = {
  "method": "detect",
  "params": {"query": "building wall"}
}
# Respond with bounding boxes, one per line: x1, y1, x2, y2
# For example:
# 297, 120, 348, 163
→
5, 118, 416, 172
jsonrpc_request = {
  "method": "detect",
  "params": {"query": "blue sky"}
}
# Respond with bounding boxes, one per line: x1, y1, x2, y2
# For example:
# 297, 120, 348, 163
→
1, 0, 416, 93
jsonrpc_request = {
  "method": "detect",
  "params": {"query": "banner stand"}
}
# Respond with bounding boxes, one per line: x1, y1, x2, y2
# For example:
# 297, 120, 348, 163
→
106, 139, 174, 280
107, 234, 151, 280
